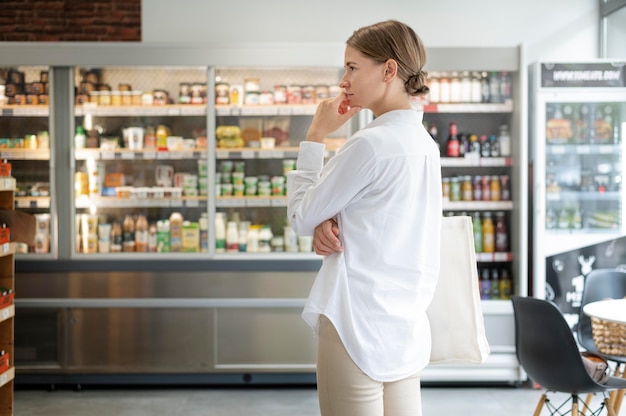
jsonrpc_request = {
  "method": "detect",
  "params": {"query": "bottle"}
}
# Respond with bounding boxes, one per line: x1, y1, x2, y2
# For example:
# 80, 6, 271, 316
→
499, 269, 512, 299
74, 126, 87, 149
480, 134, 491, 158
482, 212, 495, 253
182, 221, 199, 252
439, 72, 450, 103
499, 72, 512, 102
460, 71, 472, 103
558, 208, 570, 229
472, 212, 483, 253
449, 176, 461, 201
428, 72, 440, 103
481, 175, 491, 201
458, 134, 467, 158
238, 222, 249, 252
490, 269, 501, 299
495, 212, 508, 252
480, 268, 492, 300
169, 212, 184, 252
490, 175, 501, 201
546, 208, 556, 230
488, 71, 501, 103
258, 225, 273, 253
215, 212, 226, 253
156, 124, 169, 149
468, 134, 480, 156
246, 225, 259, 252
489, 134, 500, 157
480, 71, 490, 103
122, 214, 135, 244
156, 219, 170, 252
144, 125, 156, 149
462, 176, 473, 201
572, 205, 583, 230
134, 214, 149, 252
199, 213, 209, 253
446, 122, 460, 157
226, 221, 239, 252
442, 177, 450, 200
449, 72, 461, 103
498, 124, 511, 157
148, 223, 157, 252
500, 175, 511, 200
470, 72, 482, 103
110, 222, 122, 252
472, 176, 482, 201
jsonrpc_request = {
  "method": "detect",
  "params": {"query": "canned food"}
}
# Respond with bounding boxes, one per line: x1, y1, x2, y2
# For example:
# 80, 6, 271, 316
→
301, 85, 315, 104
215, 82, 230, 105
26, 95, 39, 105
153, 89, 169, 105
274, 85, 288, 104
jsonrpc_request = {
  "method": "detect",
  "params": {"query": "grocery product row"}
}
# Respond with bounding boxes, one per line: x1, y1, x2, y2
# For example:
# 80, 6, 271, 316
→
479, 267, 513, 300
546, 102, 621, 144
426, 71, 512, 105
428, 121, 512, 158
0, 68, 49, 106
443, 174, 511, 202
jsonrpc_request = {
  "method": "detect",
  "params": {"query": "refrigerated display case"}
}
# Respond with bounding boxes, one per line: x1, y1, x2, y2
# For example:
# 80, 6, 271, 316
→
0, 66, 54, 257
72, 66, 210, 256
530, 61, 626, 300
0, 44, 527, 386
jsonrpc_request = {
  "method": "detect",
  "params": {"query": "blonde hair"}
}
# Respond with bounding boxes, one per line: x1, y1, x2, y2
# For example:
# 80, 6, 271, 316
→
347, 20, 429, 97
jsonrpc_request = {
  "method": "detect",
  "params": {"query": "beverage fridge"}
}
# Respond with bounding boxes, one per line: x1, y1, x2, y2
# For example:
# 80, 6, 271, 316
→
530, 61, 626, 305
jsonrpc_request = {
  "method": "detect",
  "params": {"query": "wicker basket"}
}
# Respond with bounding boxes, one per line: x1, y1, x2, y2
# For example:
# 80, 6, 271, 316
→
590, 316, 626, 356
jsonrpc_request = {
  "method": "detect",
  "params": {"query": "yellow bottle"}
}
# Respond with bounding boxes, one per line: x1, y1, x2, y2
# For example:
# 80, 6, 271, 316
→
482, 212, 495, 253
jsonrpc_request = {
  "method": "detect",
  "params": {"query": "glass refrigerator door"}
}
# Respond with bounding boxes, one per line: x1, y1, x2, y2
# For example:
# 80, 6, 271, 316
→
0, 66, 53, 256
72, 66, 209, 256
541, 98, 625, 254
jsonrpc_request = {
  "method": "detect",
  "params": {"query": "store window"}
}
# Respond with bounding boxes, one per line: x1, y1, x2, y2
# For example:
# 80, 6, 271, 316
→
600, 0, 626, 58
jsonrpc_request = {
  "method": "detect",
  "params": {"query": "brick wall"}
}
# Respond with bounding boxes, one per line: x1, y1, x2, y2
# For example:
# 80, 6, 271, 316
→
0, 0, 141, 42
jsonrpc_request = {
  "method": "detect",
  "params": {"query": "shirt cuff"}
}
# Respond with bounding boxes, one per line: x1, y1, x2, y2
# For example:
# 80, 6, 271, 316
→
296, 141, 326, 172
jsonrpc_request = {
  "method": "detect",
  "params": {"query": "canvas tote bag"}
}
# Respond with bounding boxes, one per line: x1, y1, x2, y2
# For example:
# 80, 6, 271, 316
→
427, 215, 490, 364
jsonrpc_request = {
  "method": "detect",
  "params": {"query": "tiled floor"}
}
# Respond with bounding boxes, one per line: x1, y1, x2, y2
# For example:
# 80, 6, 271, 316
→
13, 382, 617, 415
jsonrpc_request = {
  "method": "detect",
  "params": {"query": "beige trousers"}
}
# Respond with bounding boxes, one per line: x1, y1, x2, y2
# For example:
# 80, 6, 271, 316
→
316, 315, 422, 416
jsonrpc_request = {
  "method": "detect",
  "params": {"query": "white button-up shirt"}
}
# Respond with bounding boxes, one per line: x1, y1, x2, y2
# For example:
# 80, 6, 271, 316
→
287, 109, 442, 382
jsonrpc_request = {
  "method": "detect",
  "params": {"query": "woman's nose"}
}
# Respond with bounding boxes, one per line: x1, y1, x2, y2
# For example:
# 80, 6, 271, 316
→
339, 80, 349, 88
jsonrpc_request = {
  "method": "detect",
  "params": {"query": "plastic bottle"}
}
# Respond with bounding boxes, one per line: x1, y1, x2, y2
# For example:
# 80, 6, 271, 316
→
246, 225, 259, 252
449, 72, 461, 103
428, 72, 440, 103
156, 219, 170, 252
490, 175, 501, 201
499, 269, 512, 299
148, 223, 157, 252
460, 71, 472, 103
446, 122, 460, 157
462, 176, 473, 201
169, 212, 183, 252
238, 222, 249, 252
498, 124, 511, 157
482, 212, 495, 253
439, 72, 450, 103
110, 222, 122, 252
74, 126, 87, 149
488, 71, 501, 103
199, 213, 209, 253
215, 212, 226, 253
495, 211, 508, 252
470, 72, 482, 103
490, 269, 501, 299
472, 212, 483, 253
134, 214, 149, 252
480, 135, 491, 158
122, 214, 135, 244
258, 225, 273, 253
226, 221, 239, 252
480, 268, 491, 300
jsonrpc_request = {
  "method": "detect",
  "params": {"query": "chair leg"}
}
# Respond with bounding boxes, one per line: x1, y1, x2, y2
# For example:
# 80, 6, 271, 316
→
613, 363, 625, 415
572, 394, 579, 416
533, 394, 547, 416
604, 397, 617, 416
583, 392, 593, 416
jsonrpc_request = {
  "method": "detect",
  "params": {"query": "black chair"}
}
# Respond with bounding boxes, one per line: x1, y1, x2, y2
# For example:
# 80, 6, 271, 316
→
511, 296, 626, 416
578, 269, 626, 413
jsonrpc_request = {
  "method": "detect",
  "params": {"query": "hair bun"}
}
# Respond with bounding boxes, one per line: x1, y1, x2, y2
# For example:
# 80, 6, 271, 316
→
405, 71, 429, 96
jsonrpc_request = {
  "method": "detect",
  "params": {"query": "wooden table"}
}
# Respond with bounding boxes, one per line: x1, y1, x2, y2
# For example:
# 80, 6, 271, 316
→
583, 298, 626, 326
583, 298, 626, 414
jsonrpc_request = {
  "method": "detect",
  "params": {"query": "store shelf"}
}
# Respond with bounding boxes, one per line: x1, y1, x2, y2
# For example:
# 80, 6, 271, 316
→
0, 105, 49, 117
75, 148, 207, 161
422, 101, 514, 114
0, 149, 50, 160
0, 179, 16, 193
216, 145, 341, 160
0, 305, 14, 324
75, 104, 207, 117
216, 104, 318, 116
0, 368, 14, 389
546, 191, 621, 201
476, 252, 513, 262
15, 196, 50, 209
443, 200, 513, 211
546, 143, 620, 155
217, 196, 287, 208
75, 196, 207, 209
441, 156, 512, 167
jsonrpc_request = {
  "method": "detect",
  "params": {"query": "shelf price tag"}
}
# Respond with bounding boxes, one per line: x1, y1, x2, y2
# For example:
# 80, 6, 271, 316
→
241, 150, 255, 159
0, 374, 6, 386
1, 308, 8, 321
101, 151, 115, 160
121, 152, 135, 160
247, 198, 271, 207
157, 152, 170, 160
216, 150, 229, 159
143, 151, 157, 160
185, 199, 199, 207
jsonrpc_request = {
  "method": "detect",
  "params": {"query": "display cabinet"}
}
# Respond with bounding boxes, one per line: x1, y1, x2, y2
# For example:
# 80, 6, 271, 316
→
0, 66, 53, 257
3, 45, 527, 386
71, 66, 210, 256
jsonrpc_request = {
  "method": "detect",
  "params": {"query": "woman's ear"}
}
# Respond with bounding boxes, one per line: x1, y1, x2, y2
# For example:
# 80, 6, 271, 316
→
383, 59, 398, 81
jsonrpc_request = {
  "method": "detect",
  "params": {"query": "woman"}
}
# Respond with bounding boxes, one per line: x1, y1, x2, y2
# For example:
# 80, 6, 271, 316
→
287, 20, 442, 416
